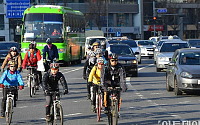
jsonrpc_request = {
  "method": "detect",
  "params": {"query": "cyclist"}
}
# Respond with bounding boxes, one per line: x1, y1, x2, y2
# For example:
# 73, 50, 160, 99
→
1, 46, 22, 73
42, 63, 68, 121
88, 57, 104, 112
0, 61, 24, 118
95, 48, 107, 64
22, 43, 41, 89
100, 40, 109, 60
101, 53, 127, 114
83, 51, 96, 100
92, 42, 99, 52
31, 41, 43, 85
43, 38, 59, 72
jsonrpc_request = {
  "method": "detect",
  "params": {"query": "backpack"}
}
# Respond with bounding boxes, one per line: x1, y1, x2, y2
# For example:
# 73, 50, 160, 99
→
28, 50, 37, 66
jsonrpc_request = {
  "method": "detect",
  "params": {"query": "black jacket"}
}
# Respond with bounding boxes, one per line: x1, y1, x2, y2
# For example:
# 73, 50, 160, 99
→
43, 70, 68, 92
101, 62, 126, 92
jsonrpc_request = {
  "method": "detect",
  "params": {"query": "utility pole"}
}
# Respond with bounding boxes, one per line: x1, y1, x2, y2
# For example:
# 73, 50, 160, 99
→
153, 0, 156, 36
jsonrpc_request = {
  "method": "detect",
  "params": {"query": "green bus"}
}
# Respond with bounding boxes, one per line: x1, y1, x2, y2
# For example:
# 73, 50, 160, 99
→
20, 5, 85, 65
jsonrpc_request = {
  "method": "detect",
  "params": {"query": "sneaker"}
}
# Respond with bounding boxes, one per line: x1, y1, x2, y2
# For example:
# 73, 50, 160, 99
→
1, 112, 5, 118
104, 107, 108, 114
46, 115, 50, 122
87, 94, 91, 100
91, 105, 95, 112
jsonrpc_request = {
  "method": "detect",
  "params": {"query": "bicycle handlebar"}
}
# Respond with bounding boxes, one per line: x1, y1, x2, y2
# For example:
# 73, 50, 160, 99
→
107, 87, 121, 91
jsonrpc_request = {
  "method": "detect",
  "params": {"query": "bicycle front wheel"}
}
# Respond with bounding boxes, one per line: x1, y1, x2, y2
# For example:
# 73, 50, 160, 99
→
54, 104, 63, 125
29, 79, 33, 97
6, 99, 13, 125
96, 94, 101, 122
112, 101, 118, 125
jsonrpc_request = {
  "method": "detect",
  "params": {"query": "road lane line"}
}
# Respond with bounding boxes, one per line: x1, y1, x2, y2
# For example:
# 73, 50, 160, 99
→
62, 67, 83, 74
64, 113, 82, 117
138, 64, 154, 71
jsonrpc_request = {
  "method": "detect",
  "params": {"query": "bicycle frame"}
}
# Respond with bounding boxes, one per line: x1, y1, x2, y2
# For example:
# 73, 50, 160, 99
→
27, 67, 37, 87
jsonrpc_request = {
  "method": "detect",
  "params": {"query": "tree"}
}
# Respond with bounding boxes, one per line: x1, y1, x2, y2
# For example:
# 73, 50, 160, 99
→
87, 0, 107, 30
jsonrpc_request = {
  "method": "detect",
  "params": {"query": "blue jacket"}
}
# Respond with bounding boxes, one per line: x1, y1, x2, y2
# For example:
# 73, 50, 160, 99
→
0, 70, 24, 87
43, 44, 59, 60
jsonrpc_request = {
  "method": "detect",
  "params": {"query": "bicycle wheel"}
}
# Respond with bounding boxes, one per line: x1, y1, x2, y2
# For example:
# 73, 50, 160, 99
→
46, 106, 54, 125
29, 79, 33, 97
6, 99, 13, 125
96, 94, 101, 122
54, 104, 63, 125
112, 101, 118, 125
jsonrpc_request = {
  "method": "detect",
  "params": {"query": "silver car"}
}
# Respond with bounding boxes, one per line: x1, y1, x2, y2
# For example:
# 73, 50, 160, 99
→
120, 40, 141, 64
156, 40, 189, 72
166, 48, 200, 95
136, 40, 156, 59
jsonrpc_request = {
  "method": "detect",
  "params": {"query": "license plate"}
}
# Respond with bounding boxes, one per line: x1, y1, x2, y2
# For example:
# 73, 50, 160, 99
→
198, 80, 200, 84
148, 52, 153, 55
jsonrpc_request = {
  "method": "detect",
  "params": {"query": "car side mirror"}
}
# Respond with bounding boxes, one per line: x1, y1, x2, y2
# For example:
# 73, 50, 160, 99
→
135, 52, 139, 55
168, 62, 175, 66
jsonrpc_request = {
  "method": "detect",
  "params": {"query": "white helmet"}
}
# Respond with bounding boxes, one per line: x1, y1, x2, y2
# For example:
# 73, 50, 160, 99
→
95, 48, 102, 55
97, 57, 104, 64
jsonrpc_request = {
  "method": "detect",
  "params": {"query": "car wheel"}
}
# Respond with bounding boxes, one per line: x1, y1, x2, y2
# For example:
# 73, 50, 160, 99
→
156, 67, 161, 72
166, 75, 173, 92
174, 78, 182, 95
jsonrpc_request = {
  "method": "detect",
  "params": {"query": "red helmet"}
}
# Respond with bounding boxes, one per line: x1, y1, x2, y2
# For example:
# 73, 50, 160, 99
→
50, 63, 59, 69
29, 43, 36, 49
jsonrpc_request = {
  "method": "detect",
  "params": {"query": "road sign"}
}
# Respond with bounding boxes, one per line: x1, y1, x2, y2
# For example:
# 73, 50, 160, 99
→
6, 0, 30, 18
157, 8, 167, 13
115, 31, 121, 37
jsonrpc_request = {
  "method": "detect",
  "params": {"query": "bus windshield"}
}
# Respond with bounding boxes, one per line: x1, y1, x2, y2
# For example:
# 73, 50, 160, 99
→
23, 13, 64, 43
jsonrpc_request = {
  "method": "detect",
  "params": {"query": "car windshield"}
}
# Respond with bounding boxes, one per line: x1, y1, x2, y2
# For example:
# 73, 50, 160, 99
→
120, 40, 137, 47
89, 38, 106, 45
138, 40, 154, 45
179, 52, 200, 65
110, 45, 134, 56
0, 43, 19, 50
160, 43, 189, 52
108, 40, 120, 44
188, 40, 200, 47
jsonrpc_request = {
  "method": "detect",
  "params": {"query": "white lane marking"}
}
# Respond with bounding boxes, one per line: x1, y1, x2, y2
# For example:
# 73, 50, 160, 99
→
138, 64, 154, 71
62, 67, 83, 74
64, 113, 82, 117
150, 93, 163, 95
17, 106, 28, 108
73, 100, 88, 103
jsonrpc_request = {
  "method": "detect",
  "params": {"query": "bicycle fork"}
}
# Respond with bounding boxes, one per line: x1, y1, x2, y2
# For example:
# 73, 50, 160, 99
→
6, 95, 14, 113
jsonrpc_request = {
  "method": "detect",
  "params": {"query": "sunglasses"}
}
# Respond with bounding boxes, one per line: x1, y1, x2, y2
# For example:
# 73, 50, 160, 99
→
111, 59, 118, 62
51, 68, 58, 70
94, 46, 99, 48
98, 63, 104, 65
10, 66, 15, 68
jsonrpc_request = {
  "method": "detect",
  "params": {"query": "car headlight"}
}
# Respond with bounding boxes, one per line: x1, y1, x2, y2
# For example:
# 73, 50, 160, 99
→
181, 72, 192, 78
127, 60, 137, 64
58, 49, 66, 53
158, 57, 168, 61
21, 48, 29, 53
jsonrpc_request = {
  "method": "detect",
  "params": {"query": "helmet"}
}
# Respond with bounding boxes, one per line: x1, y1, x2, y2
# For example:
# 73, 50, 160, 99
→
31, 41, 37, 47
89, 51, 96, 57
100, 40, 106, 46
10, 46, 18, 52
8, 60, 16, 66
109, 53, 118, 59
50, 63, 60, 69
97, 57, 104, 64
95, 48, 102, 55
29, 43, 36, 49
46, 38, 52, 44
92, 42, 99, 46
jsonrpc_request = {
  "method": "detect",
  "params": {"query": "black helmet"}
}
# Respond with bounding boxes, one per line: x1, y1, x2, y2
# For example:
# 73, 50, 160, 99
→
29, 43, 36, 49
10, 46, 18, 52
50, 63, 59, 69
109, 53, 118, 60
46, 38, 52, 44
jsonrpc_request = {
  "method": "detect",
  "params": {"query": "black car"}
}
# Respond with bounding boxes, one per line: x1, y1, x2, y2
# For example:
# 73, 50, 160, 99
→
0, 42, 20, 62
110, 44, 138, 77
107, 40, 120, 44
186, 39, 200, 48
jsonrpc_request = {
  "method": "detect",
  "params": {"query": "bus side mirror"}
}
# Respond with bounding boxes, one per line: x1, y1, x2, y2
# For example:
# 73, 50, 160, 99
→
66, 26, 70, 32
16, 25, 21, 33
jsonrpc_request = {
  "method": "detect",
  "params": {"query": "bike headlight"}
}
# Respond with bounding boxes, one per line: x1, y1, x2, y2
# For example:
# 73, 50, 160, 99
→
181, 72, 192, 78
58, 49, 66, 53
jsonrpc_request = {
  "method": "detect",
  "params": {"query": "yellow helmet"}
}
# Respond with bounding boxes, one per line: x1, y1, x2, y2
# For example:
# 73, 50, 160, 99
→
8, 61, 16, 66
92, 42, 99, 46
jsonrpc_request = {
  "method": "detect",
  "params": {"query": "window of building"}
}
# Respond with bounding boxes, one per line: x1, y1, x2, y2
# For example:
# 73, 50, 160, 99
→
117, 13, 129, 27
0, 15, 4, 30
108, 14, 113, 27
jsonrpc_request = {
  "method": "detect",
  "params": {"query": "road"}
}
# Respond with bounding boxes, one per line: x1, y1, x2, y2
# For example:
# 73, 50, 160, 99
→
0, 58, 200, 125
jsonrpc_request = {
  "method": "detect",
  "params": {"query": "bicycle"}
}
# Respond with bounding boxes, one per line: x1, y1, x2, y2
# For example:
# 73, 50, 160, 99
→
44, 58, 57, 72
27, 66, 38, 97
46, 91, 63, 125
95, 84, 103, 122
4, 86, 17, 125
107, 87, 121, 125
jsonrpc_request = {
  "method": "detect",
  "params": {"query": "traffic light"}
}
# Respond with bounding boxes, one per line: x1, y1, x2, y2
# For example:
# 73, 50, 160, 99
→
153, 16, 156, 20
